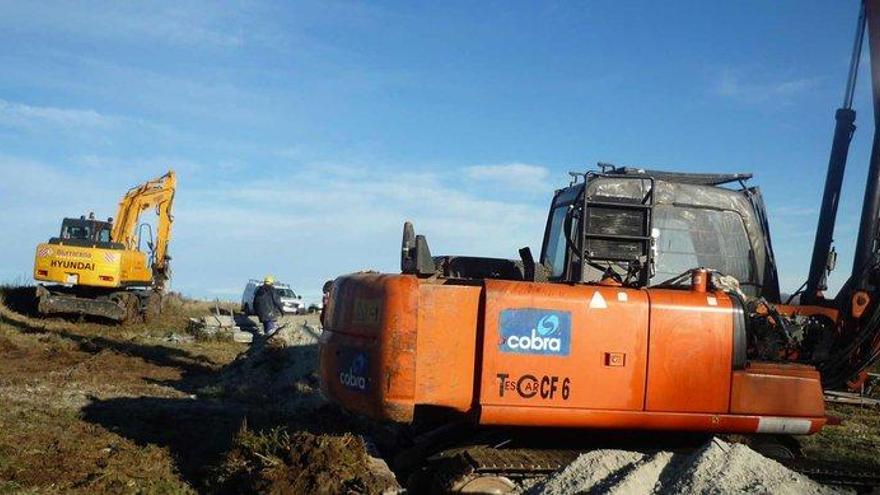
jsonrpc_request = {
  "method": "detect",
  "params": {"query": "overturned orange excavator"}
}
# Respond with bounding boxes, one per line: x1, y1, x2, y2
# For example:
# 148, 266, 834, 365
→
320, 1, 880, 439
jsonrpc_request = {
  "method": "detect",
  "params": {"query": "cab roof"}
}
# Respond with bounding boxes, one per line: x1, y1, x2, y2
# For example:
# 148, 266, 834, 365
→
602, 166, 752, 187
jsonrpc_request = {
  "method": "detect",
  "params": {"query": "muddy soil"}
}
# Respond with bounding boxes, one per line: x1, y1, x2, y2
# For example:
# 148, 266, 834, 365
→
215, 429, 398, 494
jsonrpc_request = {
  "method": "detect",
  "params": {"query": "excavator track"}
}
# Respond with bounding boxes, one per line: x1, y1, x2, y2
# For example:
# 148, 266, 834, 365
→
35, 285, 161, 323
423, 447, 579, 493
782, 458, 880, 491
36, 284, 127, 321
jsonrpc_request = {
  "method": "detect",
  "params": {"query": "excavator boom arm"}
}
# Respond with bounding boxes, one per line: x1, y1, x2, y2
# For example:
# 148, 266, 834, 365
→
111, 171, 176, 286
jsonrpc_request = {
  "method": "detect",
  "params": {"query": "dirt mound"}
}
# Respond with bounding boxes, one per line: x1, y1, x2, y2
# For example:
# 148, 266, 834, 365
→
216, 428, 399, 494
531, 438, 843, 495
207, 319, 325, 413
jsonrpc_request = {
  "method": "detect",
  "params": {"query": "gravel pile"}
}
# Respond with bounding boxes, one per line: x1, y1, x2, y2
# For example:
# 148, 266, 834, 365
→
530, 438, 844, 495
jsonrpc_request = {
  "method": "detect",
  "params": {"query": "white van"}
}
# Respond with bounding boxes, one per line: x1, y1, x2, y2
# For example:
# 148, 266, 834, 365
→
241, 280, 305, 315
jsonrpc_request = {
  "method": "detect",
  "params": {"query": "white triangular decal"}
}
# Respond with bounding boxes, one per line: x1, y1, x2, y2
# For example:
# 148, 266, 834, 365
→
589, 291, 608, 309
617, 292, 628, 302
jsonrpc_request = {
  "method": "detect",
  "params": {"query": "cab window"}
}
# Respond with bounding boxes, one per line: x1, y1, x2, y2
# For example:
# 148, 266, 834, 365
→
542, 204, 572, 278
652, 205, 753, 287
61, 221, 93, 240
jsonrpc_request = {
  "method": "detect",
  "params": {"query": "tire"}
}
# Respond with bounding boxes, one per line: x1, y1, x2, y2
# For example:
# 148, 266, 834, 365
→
141, 292, 162, 323
110, 292, 141, 324
750, 435, 801, 460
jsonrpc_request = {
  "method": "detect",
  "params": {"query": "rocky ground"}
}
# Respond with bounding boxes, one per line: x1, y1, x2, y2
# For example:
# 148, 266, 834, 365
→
0, 286, 878, 494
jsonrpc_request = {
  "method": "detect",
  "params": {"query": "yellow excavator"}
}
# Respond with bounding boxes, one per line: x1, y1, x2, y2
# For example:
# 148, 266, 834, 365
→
32, 170, 176, 322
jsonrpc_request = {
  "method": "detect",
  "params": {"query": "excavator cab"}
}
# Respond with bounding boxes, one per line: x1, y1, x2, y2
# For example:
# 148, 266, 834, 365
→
541, 167, 781, 300
54, 217, 121, 249
403, 165, 780, 303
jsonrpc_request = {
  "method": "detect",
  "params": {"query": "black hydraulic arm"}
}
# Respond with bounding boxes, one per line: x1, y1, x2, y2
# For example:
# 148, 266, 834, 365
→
821, 0, 880, 390
804, 3, 865, 303
853, 0, 880, 288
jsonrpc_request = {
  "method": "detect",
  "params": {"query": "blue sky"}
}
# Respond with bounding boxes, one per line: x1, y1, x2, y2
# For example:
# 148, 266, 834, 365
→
0, 0, 873, 302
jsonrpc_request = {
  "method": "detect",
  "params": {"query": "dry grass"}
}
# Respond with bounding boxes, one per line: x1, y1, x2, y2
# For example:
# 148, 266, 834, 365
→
212, 426, 397, 494
0, 287, 247, 493
0, 286, 390, 494
800, 403, 880, 469
0, 319, 198, 493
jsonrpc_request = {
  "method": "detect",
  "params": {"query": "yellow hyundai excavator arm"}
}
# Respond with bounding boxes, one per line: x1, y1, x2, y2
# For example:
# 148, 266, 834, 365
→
111, 170, 176, 287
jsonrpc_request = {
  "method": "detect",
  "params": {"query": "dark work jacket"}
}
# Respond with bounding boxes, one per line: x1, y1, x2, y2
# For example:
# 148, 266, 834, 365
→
254, 284, 283, 322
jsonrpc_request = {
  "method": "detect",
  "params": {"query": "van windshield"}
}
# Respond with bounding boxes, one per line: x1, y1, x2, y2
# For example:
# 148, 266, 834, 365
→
275, 288, 296, 298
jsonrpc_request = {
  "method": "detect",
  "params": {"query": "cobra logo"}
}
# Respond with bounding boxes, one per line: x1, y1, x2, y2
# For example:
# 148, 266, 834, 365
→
506, 314, 562, 352
339, 352, 368, 391
537, 314, 560, 336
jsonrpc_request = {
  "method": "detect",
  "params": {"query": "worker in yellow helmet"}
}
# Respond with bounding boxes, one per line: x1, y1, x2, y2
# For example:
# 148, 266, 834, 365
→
253, 275, 284, 336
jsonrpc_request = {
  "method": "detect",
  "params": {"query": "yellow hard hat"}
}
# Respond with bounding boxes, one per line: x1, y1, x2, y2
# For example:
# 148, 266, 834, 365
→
264, 275, 274, 285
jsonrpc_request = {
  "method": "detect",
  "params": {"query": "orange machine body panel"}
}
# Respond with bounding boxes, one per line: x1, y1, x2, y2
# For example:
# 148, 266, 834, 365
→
319, 274, 482, 421
319, 274, 419, 421
774, 303, 841, 322
644, 290, 734, 413
319, 273, 827, 435
413, 283, 482, 412
731, 363, 825, 418
479, 280, 650, 412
